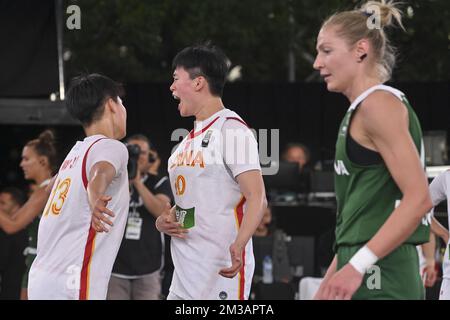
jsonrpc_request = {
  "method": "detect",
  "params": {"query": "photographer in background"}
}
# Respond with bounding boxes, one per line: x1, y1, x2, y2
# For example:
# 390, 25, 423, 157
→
107, 134, 173, 300
147, 147, 161, 177
144, 145, 175, 299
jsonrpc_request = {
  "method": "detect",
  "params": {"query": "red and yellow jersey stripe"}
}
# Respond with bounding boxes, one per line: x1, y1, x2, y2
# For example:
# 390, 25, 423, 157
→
234, 195, 246, 300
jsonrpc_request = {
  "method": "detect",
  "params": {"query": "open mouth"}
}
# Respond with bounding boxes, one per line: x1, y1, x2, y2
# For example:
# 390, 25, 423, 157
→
172, 94, 182, 110
322, 74, 331, 81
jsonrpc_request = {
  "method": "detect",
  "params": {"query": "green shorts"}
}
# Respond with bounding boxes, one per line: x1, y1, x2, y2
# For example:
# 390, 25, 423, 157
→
337, 244, 424, 300
21, 253, 36, 289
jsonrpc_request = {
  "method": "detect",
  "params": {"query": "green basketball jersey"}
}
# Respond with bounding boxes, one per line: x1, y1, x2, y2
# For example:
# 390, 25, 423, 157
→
334, 85, 430, 248
27, 217, 39, 250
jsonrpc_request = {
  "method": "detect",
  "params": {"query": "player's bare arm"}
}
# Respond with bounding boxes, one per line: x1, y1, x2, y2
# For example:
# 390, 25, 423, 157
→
421, 232, 438, 287
431, 216, 449, 244
88, 161, 117, 233
313, 255, 337, 299
219, 169, 267, 278
0, 175, 56, 234
361, 92, 432, 259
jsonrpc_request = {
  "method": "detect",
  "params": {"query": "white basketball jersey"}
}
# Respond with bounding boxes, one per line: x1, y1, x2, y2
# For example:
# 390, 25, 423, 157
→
168, 108, 261, 300
28, 134, 129, 300
429, 170, 450, 279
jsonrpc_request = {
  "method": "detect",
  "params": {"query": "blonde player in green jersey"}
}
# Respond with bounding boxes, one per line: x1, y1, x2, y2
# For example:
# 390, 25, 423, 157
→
312, 1, 432, 299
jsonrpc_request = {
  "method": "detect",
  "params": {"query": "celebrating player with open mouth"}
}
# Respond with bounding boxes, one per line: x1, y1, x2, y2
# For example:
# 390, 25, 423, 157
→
157, 43, 267, 300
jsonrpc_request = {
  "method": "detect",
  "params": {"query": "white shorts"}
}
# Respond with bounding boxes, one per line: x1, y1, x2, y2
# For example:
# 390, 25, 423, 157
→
439, 278, 450, 300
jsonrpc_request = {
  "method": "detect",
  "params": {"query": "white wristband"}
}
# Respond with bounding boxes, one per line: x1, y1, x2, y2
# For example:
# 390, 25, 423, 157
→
349, 245, 378, 275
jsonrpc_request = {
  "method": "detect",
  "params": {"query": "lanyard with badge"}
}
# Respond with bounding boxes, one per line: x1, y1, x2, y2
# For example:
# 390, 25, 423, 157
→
125, 186, 143, 240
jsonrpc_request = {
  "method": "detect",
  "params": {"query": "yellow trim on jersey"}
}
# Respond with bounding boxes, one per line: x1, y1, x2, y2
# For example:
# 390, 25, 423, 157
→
233, 194, 245, 300
85, 235, 96, 300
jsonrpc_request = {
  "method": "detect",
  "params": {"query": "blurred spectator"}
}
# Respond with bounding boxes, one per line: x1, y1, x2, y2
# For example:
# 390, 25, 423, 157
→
254, 204, 274, 237
0, 187, 27, 299
0, 130, 58, 299
147, 144, 161, 176
146, 143, 174, 299
281, 142, 314, 193
282, 143, 312, 172
252, 204, 292, 285
107, 134, 173, 300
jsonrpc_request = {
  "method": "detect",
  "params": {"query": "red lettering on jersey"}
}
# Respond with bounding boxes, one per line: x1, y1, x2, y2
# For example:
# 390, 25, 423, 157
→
69, 156, 79, 169
183, 150, 194, 166
60, 156, 80, 172
172, 150, 205, 169
191, 151, 205, 168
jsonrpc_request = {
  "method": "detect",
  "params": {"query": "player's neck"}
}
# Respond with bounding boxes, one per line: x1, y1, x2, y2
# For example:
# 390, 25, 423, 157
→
344, 76, 381, 103
34, 171, 51, 186
84, 121, 114, 139
194, 97, 224, 122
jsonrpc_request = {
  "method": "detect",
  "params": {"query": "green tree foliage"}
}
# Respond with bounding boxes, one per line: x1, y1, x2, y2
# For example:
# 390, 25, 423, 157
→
64, 0, 449, 82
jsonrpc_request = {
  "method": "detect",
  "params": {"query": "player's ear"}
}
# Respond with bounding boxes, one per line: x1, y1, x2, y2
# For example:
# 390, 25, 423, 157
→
39, 156, 49, 168
354, 39, 369, 62
194, 76, 206, 92
105, 97, 117, 114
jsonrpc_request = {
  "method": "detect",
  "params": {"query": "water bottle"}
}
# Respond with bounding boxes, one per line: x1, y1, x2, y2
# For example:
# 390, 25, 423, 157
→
262, 255, 273, 284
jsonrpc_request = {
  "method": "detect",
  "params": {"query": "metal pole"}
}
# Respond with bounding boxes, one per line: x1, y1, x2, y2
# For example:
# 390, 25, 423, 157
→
288, 48, 296, 83
55, 0, 65, 100
287, 1, 295, 83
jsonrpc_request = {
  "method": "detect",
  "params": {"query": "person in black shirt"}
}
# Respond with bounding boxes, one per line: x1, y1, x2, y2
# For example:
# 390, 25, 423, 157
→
146, 147, 175, 299
0, 187, 28, 299
107, 134, 173, 300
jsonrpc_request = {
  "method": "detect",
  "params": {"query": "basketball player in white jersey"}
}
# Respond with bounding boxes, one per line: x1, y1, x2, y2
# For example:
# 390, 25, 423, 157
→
425, 171, 450, 299
27, 73, 130, 299
156, 44, 267, 300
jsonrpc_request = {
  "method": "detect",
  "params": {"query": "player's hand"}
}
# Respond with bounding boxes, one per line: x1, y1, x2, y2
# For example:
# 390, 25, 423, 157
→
131, 169, 142, 187
219, 242, 243, 278
155, 203, 188, 239
91, 195, 115, 233
313, 280, 328, 300
321, 263, 363, 300
422, 261, 438, 288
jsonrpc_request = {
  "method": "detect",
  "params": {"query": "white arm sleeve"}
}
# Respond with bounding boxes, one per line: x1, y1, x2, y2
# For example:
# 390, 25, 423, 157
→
221, 119, 261, 178
86, 139, 129, 178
